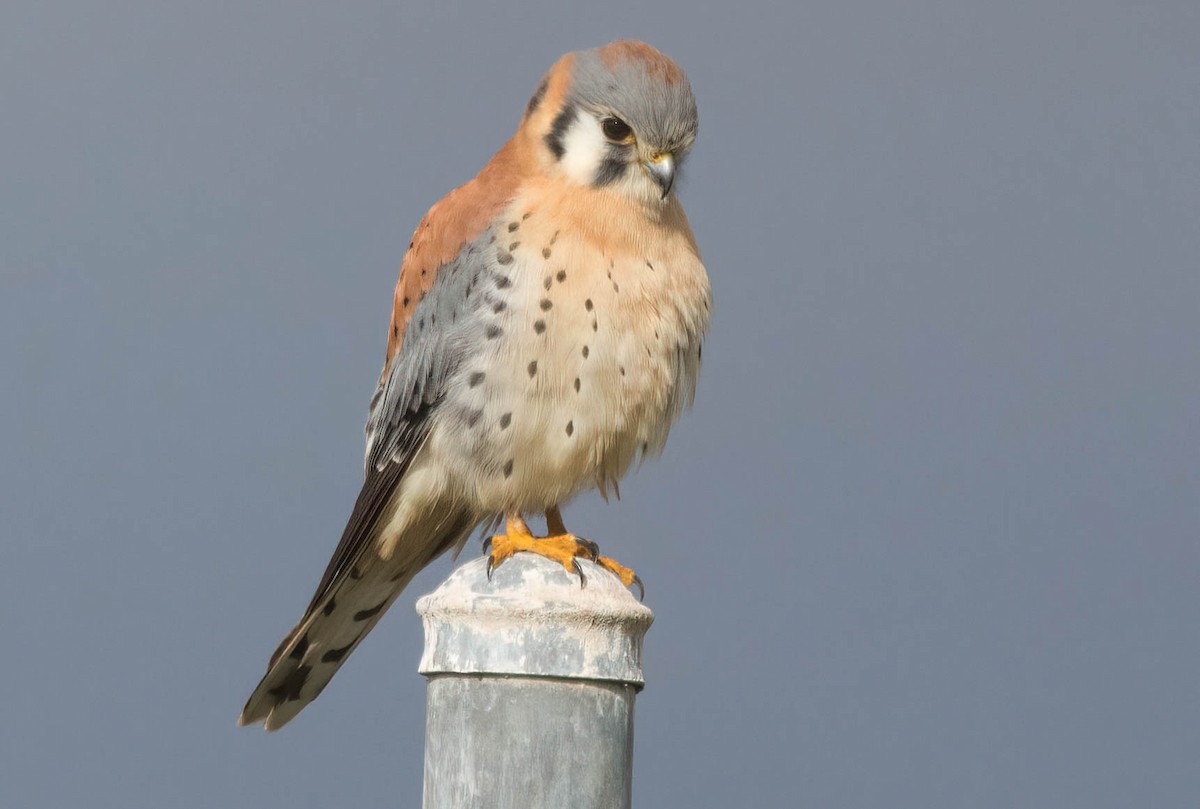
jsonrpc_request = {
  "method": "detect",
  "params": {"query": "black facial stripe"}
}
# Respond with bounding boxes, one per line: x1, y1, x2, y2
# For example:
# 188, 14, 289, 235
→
526, 78, 549, 118
593, 144, 629, 187
545, 104, 577, 160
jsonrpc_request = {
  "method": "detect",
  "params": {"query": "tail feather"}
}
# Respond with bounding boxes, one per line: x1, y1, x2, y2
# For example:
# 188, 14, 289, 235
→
240, 509, 475, 731
239, 563, 412, 730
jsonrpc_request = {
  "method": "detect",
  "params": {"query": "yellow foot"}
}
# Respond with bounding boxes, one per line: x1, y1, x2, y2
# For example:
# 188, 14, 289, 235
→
596, 554, 644, 600
484, 515, 643, 598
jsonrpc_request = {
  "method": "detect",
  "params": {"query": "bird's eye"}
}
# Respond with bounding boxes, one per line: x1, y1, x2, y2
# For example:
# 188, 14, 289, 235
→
601, 117, 634, 143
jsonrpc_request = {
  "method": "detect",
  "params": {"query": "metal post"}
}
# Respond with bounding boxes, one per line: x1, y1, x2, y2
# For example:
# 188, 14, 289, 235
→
416, 553, 654, 809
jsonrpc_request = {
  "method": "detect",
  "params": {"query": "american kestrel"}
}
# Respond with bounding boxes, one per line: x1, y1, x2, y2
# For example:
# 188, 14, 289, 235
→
240, 40, 710, 730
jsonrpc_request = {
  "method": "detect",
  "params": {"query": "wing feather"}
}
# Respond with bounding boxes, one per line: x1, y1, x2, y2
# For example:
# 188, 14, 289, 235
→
243, 138, 528, 729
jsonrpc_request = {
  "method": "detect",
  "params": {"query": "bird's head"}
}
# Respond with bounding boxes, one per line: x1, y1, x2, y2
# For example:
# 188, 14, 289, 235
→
521, 41, 698, 205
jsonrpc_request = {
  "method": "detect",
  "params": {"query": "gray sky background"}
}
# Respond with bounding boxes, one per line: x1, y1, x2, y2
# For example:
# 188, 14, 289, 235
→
2, 1, 1198, 806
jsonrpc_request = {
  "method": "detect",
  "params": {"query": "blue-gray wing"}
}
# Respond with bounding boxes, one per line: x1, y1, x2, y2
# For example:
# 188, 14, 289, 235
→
239, 237, 498, 729
298, 234, 495, 614
363, 234, 496, 475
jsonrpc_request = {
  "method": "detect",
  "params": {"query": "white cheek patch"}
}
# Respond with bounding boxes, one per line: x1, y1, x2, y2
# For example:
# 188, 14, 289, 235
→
560, 115, 607, 185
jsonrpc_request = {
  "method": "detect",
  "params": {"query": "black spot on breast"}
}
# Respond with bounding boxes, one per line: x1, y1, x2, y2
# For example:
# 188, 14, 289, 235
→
528, 360, 538, 377
523, 211, 532, 220
403, 296, 410, 308
495, 275, 511, 289
350, 566, 363, 580
619, 366, 626, 376
582, 345, 589, 359
468, 372, 486, 387
574, 377, 581, 392
534, 320, 546, 334
646, 260, 655, 271
493, 300, 507, 313
592, 320, 598, 331
543, 275, 553, 290
508, 221, 519, 232
497, 251, 513, 265
354, 601, 386, 621
323, 597, 337, 616
542, 248, 552, 259
556, 270, 567, 283
466, 409, 483, 428
565, 420, 574, 436
486, 325, 503, 339
509, 241, 520, 251
585, 299, 593, 311
503, 459, 514, 478
540, 299, 553, 311
499, 412, 512, 429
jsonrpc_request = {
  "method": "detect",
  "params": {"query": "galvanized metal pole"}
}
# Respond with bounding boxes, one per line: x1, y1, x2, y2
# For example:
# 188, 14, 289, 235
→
416, 553, 654, 809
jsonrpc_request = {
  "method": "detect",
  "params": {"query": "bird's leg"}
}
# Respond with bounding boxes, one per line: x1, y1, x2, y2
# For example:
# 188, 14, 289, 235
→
550, 507, 645, 597
544, 506, 599, 560
487, 513, 591, 585
546, 505, 643, 596
544, 505, 568, 536
486, 509, 642, 596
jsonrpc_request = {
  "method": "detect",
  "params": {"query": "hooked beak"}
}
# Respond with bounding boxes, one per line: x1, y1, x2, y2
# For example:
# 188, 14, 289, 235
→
644, 153, 676, 199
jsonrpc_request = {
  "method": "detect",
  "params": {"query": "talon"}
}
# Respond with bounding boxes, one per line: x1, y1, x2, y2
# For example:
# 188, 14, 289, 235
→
485, 513, 641, 597
595, 554, 641, 596
485, 514, 611, 585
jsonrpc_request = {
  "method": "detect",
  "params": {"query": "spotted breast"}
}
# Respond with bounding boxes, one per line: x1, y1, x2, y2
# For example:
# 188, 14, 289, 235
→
419, 184, 710, 516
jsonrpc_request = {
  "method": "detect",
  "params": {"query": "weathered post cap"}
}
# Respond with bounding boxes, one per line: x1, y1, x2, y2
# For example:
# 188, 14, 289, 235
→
416, 554, 654, 687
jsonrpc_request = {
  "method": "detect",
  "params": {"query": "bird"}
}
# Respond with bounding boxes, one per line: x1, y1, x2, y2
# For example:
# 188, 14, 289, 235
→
240, 40, 711, 731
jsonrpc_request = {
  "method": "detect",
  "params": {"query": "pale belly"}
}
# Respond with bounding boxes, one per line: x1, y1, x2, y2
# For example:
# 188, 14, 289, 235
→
424, 218, 708, 514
